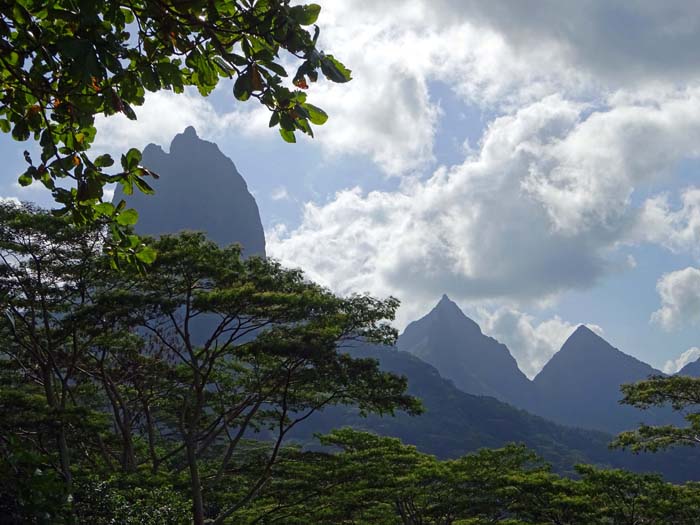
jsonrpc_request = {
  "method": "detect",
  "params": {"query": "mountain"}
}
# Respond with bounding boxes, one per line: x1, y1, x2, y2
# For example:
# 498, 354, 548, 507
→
533, 326, 672, 433
678, 358, 700, 377
112, 126, 266, 256
296, 344, 700, 482
397, 295, 536, 410
397, 298, 679, 435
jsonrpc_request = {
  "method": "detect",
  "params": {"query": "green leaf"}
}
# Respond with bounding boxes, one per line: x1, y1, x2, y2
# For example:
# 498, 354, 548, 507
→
94, 202, 115, 216
135, 245, 157, 264
121, 148, 142, 170
320, 55, 352, 83
279, 128, 296, 143
133, 176, 154, 195
116, 208, 139, 226
18, 172, 32, 186
233, 70, 252, 101
12, 120, 29, 141
302, 103, 328, 125
291, 4, 321, 25
94, 154, 114, 168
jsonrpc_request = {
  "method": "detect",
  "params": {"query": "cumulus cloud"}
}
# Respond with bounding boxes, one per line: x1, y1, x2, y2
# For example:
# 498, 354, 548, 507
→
635, 188, 700, 255
290, 0, 700, 176
269, 90, 700, 313
85, 0, 700, 349
663, 347, 700, 374
651, 267, 700, 330
478, 307, 603, 379
422, 0, 700, 87
90, 1, 700, 181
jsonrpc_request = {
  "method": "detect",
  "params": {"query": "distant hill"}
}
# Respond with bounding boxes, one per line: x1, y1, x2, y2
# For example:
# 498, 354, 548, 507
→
398, 295, 536, 410
532, 326, 675, 434
295, 344, 700, 482
112, 126, 266, 256
678, 357, 700, 377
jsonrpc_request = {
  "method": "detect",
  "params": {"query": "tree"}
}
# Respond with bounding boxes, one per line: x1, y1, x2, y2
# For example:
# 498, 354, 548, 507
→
0, 201, 109, 523
0, 203, 421, 524
575, 465, 697, 525
613, 375, 700, 452
0, 0, 350, 262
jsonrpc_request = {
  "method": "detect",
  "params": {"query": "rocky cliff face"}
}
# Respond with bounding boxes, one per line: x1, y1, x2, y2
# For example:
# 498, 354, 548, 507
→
112, 126, 266, 257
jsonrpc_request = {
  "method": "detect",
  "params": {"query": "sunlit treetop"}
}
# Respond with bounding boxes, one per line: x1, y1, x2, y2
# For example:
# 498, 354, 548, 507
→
0, 0, 350, 264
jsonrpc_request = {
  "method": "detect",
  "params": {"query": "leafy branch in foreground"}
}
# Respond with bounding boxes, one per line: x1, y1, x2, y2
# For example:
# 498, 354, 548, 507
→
0, 0, 350, 262
613, 375, 700, 452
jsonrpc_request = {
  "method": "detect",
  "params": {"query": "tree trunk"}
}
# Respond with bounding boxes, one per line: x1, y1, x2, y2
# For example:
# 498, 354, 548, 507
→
187, 439, 206, 525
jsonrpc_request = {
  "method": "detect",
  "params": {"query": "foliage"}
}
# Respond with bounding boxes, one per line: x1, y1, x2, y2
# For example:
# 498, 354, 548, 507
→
0, 202, 418, 524
239, 429, 700, 525
4, 203, 700, 523
0, 0, 350, 262
614, 375, 700, 452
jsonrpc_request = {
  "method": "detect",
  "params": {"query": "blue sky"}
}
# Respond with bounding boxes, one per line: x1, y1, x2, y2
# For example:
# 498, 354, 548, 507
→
3, 0, 700, 378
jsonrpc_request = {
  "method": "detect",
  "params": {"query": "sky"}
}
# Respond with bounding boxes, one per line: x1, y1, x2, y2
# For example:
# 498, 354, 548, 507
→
3, 0, 700, 378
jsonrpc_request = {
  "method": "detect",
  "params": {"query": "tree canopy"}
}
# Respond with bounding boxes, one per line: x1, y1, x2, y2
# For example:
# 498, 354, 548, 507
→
0, 202, 417, 524
614, 375, 700, 453
0, 0, 350, 262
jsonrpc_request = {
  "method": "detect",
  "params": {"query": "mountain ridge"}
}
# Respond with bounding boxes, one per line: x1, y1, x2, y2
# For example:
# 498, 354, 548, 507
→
399, 295, 679, 434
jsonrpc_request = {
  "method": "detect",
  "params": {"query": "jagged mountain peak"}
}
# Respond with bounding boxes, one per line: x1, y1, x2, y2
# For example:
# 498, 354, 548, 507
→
398, 294, 534, 408
112, 127, 265, 256
423, 294, 481, 333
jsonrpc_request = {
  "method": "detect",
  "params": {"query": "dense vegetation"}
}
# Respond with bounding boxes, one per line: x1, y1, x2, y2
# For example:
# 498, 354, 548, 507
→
4, 2, 700, 524
2, 202, 700, 524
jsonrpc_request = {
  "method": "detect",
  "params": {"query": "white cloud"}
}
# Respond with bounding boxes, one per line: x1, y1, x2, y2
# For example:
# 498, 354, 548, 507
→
478, 307, 603, 379
635, 188, 700, 255
426, 1, 700, 88
270, 91, 700, 315
663, 347, 700, 374
652, 267, 700, 330
89, 1, 700, 182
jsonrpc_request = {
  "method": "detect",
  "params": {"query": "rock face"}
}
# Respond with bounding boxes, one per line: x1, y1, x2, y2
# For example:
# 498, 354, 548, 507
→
397, 295, 536, 410
112, 126, 266, 256
532, 326, 671, 433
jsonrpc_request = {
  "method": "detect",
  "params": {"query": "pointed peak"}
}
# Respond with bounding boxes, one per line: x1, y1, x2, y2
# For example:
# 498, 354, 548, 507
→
558, 324, 611, 355
569, 324, 602, 342
438, 293, 454, 305
182, 125, 198, 138
573, 324, 596, 335
433, 294, 461, 313
427, 294, 482, 332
